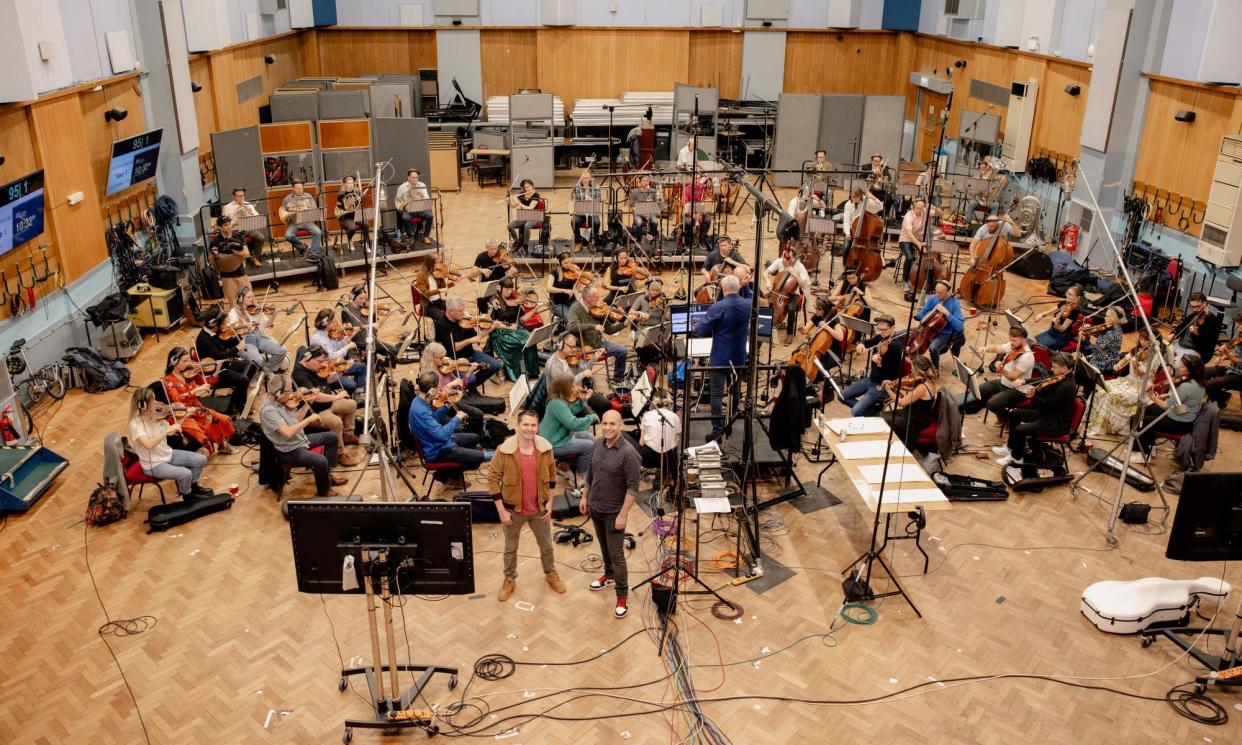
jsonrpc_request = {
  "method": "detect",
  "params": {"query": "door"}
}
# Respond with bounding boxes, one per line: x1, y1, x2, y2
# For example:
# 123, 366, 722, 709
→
916, 90, 949, 165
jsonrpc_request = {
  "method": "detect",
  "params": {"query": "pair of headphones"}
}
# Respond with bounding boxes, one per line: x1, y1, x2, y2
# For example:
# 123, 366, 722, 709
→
350, 285, 366, 300
314, 309, 334, 330
136, 387, 153, 411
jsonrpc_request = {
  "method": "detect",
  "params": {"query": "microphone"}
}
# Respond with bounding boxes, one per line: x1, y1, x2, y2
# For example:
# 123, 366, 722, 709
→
283, 301, 300, 315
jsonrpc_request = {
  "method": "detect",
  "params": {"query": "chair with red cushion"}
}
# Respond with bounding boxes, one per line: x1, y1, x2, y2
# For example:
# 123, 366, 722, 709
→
409, 434, 477, 500
121, 449, 168, 506
1032, 397, 1086, 464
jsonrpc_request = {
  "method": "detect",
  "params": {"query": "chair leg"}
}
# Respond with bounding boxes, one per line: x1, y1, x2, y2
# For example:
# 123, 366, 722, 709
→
157, 483, 167, 504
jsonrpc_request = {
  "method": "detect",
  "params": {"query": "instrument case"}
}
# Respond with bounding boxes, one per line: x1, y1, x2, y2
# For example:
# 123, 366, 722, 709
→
1002, 463, 1073, 492
931, 472, 1009, 501
1081, 577, 1230, 634
146, 493, 234, 533
1084, 446, 1156, 491
454, 490, 500, 523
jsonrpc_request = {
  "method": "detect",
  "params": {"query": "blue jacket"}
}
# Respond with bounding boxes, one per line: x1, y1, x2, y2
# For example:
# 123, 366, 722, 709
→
915, 295, 964, 337
408, 396, 460, 460
695, 292, 750, 366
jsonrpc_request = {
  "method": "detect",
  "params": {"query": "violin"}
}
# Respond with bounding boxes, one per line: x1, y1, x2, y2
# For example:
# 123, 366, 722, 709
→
430, 387, 464, 409
218, 321, 255, 340
151, 402, 192, 418
882, 374, 924, 397
1025, 372, 1071, 398
1077, 322, 1112, 338
565, 384, 590, 404
433, 259, 464, 285
1058, 298, 1079, 322
361, 303, 391, 317
316, 359, 351, 379
280, 387, 319, 408
194, 357, 220, 376
494, 246, 515, 270
590, 303, 626, 322
565, 345, 602, 366
563, 262, 597, 285
329, 323, 355, 341
1188, 307, 1208, 335
437, 358, 474, 375
1148, 374, 1187, 397
1209, 335, 1242, 366
246, 302, 277, 316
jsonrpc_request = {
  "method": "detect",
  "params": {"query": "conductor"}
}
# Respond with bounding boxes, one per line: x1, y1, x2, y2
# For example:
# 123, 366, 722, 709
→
694, 274, 750, 442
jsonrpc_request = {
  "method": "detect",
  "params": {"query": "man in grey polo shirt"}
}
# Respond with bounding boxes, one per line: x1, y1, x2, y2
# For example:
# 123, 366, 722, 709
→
578, 409, 641, 619
259, 374, 346, 497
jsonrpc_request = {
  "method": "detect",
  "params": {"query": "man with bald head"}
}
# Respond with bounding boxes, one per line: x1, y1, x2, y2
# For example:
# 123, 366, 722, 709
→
695, 273, 750, 441
579, 409, 641, 619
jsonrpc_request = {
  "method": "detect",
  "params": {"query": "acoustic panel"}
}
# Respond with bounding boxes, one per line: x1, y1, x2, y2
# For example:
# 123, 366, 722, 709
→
372, 117, 431, 193
819, 94, 864, 166
859, 96, 904, 170
959, 108, 1000, 144
772, 94, 822, 187
317, 90, 366, 120
672, 83, 719, 159
270, 90, 320, 122
510, 145, 555, 189
435, 30, 482, 107
321, 150, 373, 183
211, 126, 265, 197
509, 93, 554, 122
237, 74, 264, 104
370, 83, 413, 118
1082, 2, 1132, 151
741, 31, 786, 101
968, 78, 1011, 108
158, 1, 197, 154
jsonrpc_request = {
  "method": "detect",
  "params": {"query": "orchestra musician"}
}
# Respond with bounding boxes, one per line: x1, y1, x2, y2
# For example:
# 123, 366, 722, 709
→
880, 355, 939, 453
506, 179, 543, 250
682, 172, 715, 250
675, 139, 703, 171
412, 255, 450, 317
407, 371, 488, 466
627, 280, 669, 370
209, 216, 252, 309
310, 309, 368, 394
701, 236, 747, 286
1205, 311, 1242, 408
281, 180, 322, 262
966, 326, 1035, 421
419, 342, 489, 433
1033, 285, 1086, 350
486, 277, 538, 380
914, 160, 939, 205
967, 159, 1008, 219
193, 308, 255, 416
543, 333, 612, 418
128, 387, 214, 502
162, 347, 236, 455
340, 285, 397, 364
973, 213, 1016, 245
220, 187, 266, 266
1174, 292, 1223, 363
1088, 337, 1156, 437
228, 288, 288, 373
395, 169, 434, 245
547, 252, 584, 322
837, 313, 902, 416
763, 242, 813, 340
841, 187, 883, 256
471, 238, 518, 313
810, 149, 832, 174
603, 248, 638, 300
539, 371, 599, 486
570, 169, 602, 249
436, 298, 504, 387
897, 198, 936, 295
289, 346, 364, 462
994, 352, 1078, 467
828, 266, 874, 321
694, 275, 750, 442
629, 173, 662, 240
260, 374, 349, 498
335, 175, 368, 249
567, 285, 629, 382
1135, 354, 1206, 459
914, 279, 965, 368
1076, 306, 1127, 397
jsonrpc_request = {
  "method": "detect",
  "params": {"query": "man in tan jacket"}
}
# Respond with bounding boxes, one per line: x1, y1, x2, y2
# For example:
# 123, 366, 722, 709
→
490, 410, 567, 601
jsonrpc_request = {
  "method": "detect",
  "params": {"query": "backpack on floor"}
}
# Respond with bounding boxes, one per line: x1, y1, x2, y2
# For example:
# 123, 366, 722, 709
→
315, 254, 340, 291
63, 347, 130, 393
86, 480, 126, 526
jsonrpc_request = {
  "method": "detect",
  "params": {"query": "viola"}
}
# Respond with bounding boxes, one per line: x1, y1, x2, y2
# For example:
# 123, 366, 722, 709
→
437, 358, 474, 375
218, 321, 255, 340
1025, 372, 1071, 398
1149, 374, 1187, 397
329, 323, 355, 341
590, 303, 626, 322
430, 388, 464, 409
563, 263, 596, 284
247, 303, 277, 316
361, 303, 391, 317
459, 315, 494, 331
564, 345, 601, 366
494, 246, 515, 270
882, 374, 925, 397
280, 387, 319, 408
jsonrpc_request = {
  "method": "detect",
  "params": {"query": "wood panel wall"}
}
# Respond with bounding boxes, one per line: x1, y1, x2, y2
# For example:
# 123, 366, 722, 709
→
686, 31, 743, 99
203, 32, 306, 134
907, 35, 1090, 161
480, 30, 539, 101
300, 28, 437, 78
1133, 76, 1242, 238
782, 31, 912, 95
535, 29, 690, 110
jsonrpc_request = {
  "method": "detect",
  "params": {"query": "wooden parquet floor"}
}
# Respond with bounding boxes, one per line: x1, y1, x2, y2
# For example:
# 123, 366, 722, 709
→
2, 175, 1241, 745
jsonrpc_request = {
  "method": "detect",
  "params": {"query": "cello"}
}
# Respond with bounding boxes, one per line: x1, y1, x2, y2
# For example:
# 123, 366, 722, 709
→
845, 188, 885, 282
789, 323, 834, 381
958, 219, 1013, 309
766, 243, 803, 326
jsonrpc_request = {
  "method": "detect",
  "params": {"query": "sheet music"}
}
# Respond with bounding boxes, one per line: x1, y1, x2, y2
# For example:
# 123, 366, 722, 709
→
823, 418, 889, 436
857, 463, 928, 485
835, 440, 911, 461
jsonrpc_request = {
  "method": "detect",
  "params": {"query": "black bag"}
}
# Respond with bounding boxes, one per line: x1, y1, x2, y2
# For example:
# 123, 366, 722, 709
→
1084, 446, 1156, 491
316, 254, 340, 291
146, 494, 234, 533
1011, 249, 1053, 280
1220, 413, 1242, 431
480, 418, 514, 450
63, 346, 130, 393
86, 481, 126, 526
200, 264, 224, 300
454, 490, 500, 523
550, 488, 582, 519
147, 265, 181, 290
1049, 267, 1093, 296
931, 472, 1009, 501
1002, 462, 1073, 492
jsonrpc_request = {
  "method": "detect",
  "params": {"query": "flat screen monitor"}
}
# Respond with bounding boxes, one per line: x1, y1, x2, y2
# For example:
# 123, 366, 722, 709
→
106, 129, 163, 196
0, 170, 45, 257
287, 501, 475, 595
668, 303, 772, 338
1166, 472, 1242, 562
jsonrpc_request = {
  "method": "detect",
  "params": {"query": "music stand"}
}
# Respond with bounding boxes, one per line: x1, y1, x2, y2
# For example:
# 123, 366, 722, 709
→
952, 355, 983, 431
287, 500, 474, 741
633, 200, 662, 218
1004, 309, 1027, 334
639, 320, 672, 349
518, 322, 557, 379
613, 290, 645, 309
479, 279, 502, 303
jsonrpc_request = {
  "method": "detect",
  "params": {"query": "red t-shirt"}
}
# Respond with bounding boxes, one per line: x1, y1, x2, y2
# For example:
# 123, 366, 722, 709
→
516, 449, 539, 516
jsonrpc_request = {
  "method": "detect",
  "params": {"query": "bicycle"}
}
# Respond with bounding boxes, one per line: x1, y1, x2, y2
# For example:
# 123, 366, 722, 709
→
6, 339, 67, 406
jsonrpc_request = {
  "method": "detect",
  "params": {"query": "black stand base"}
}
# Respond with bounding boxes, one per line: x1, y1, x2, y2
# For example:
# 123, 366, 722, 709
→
841, 549, 922, 618
1140, 627, 1242, 693
340, 662, 458, 743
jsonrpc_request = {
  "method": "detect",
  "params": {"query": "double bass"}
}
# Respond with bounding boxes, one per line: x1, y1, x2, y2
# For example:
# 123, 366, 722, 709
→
845, 187, 885, 282
958, 220, 1013, 309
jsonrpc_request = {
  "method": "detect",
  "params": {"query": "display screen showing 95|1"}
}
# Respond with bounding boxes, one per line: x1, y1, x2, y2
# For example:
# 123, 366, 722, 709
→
106, 129, 163, 196
0, 170, 46, 257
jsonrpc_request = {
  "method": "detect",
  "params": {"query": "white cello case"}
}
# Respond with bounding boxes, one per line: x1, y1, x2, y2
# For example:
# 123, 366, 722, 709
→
1081, 577, 1231, 634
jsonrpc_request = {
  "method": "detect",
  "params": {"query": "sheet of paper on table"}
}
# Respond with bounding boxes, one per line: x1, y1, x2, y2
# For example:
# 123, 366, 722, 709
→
835, 440, 912, 461
693, 497, 732, 514
857, 463, 928, 485
823, 418, 889, 436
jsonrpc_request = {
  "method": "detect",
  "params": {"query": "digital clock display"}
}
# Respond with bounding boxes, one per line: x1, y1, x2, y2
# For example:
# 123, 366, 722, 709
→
0, 170, 45, 257
105, 128, 163, 196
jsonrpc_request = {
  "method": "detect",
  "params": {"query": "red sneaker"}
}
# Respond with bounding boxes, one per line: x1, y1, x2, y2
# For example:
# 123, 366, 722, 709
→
614, 597, 628, 619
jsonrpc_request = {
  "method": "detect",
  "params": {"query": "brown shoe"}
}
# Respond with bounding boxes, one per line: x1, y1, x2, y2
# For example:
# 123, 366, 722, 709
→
338, 451, 362, 467
545, 571, 566, 594
330, 474, 349, 486
498, 577, 515, 602
421, 236, 431, 245
343, 432, 360, 445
